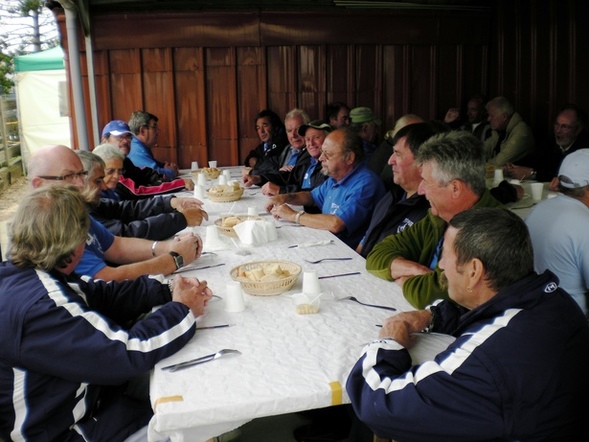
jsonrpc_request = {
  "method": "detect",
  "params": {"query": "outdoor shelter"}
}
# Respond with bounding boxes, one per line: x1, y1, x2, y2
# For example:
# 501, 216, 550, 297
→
14, 46, 72, 168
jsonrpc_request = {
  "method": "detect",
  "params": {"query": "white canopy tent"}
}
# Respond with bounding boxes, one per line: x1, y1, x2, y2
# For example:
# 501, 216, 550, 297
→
14, 47, 72, 169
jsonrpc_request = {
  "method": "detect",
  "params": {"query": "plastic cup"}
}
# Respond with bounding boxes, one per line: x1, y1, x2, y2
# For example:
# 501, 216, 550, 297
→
197, 173, 207, 186
205, 224, 219, 243
224, 281, 246, 312
191, 161, 199, 170
247, 207, 257, 217
223, 169, 231, 180
193, 185, 205, 200
530, 182, 544, 201
209, 161, 217, 168
218, 175, 227, 186
493, 168, 504, 184
302, 270, 321, 295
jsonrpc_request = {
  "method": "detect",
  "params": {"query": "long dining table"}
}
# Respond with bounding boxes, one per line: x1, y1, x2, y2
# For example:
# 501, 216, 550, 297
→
147, 167, 415, 441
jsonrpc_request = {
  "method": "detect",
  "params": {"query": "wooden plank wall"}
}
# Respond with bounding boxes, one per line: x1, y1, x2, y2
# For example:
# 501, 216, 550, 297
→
57, 0, 587, 168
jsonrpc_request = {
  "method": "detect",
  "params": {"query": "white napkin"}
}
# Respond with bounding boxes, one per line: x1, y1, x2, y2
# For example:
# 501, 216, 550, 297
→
233, 220, 277, 245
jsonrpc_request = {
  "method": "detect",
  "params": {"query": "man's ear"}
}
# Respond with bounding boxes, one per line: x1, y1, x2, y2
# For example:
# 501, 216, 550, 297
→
30, 177, 43, 189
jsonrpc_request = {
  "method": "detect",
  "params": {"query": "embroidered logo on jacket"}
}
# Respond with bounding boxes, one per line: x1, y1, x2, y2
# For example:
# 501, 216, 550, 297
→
544, 282, 558, 293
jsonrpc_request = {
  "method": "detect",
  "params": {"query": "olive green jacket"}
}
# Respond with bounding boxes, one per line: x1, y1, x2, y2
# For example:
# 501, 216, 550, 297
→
366, 189, 502, 308
484, 112, 535, 167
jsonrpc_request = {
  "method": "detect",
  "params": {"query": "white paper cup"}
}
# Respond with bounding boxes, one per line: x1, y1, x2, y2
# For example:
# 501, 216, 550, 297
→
224, 281, 246, 312
247, 207, 257, 216
218, 175, 227, 186
191, 161, 199, 170
205, 224, 219, 242
530, 182, 544, 201
197, 173, 207, 186
493, 168, 504, 184
193, 185, 205, 200
223, 169, 231, 179
302, 270, 321, 295
209, 161, 217, 168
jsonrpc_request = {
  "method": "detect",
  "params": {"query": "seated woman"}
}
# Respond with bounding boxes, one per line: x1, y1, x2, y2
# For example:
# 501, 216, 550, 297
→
243, 109, 288, 168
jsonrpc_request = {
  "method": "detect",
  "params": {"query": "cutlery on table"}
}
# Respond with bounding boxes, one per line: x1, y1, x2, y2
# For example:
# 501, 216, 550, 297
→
318, 272, 361, 279
288, 240, 334, 248
338, 296, 397, 311
161, 349, 241, 372
173, 263, 225, 274
303, 257, 353, 264
197, 324, 234, 330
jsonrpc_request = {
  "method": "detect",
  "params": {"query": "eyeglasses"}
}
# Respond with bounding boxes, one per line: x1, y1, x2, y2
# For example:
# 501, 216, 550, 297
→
105, 168, 125, 175
37, 171, 88, 182
554, 123, 576, 131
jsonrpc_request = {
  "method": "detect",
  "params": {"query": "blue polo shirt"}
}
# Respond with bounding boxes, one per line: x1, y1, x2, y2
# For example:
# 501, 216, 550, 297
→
311, 162, 385, 248
75, 217, 115, 277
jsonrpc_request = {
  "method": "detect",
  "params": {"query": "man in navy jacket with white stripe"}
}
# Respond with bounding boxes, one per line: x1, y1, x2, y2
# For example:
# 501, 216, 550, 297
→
347, 207, 589, 441
0, 185, 212, 441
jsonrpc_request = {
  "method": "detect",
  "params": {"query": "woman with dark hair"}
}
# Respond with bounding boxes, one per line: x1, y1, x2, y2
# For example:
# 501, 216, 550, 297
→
243, 109, 288, 167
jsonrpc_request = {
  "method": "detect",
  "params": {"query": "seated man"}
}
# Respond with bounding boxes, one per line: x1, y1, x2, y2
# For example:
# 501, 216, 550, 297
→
261, 120, 331, 197
326, 101, 351, 129
0, 185, 212, 441
358, 122, 438, 258
243, 108, 310, 187
77, 150, 207, 240
242, 109, 288, 168
349, 106, 381, 163
366, 131, 502, 308
348, 207, 589, 441
443, 94, 492, 142
27, 145, 203, 281
526, 148, 589, 315
101, 120, 192, 199
266, 127, 385, 249
484, 96, 535, 167
504, 103, 589, 186
128, 111, 178, 180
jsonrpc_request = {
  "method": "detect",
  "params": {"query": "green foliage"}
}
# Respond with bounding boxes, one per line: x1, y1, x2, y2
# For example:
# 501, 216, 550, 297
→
0, 52, 14, 95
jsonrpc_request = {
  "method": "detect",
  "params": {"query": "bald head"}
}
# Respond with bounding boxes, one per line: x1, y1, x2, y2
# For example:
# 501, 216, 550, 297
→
28, 145, 86, 189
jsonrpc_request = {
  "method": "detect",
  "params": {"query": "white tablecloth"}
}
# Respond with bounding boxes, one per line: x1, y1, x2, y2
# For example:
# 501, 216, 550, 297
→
148, 168, 415, 441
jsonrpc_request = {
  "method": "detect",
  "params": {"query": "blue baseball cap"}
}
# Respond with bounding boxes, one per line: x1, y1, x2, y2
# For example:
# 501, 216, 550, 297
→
101, 120, 132, 138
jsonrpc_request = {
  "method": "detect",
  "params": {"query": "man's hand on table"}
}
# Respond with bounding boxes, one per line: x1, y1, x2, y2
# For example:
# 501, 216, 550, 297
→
167, 232, 203, 264
243, 174, 261, 188
171, 196, 204, 210
269, 203, 297, 222
169, 275, 213, 317
262, 182, 281, 196
183, 178, 195, 191
182, 208, 209, 226
379, 310, 433, 348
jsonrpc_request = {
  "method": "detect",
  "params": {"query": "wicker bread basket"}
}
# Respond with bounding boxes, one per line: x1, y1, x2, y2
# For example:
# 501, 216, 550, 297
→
207, 187, 244, 202
192, 167, 221, 180
230, 260, 302, 296
214, 215, 264, 237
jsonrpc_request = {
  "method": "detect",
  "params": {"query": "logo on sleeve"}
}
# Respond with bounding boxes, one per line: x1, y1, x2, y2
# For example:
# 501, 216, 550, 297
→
544, 282, 558, 293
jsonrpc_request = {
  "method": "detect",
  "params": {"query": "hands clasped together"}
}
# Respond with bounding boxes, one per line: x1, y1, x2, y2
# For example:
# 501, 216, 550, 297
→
169, 275, 213, 317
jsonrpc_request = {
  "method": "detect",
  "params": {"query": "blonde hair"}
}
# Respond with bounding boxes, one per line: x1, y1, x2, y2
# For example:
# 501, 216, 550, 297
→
10, 185, 90, 270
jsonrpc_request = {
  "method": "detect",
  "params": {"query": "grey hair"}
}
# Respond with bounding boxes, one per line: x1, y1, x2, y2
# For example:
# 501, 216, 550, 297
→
129, 111, 158, 134
486, 96, 514, 117
416, 130, 486, 196
284, 108, 311, 125
449, 207, 534, 292
76, 150, 105, 181
93, 143, 125, 161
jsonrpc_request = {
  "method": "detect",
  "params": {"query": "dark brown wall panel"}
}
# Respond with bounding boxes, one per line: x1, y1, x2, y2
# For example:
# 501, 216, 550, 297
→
174, 47, 207, 167
205, 48, 239, 167
267, 46, 297, 121
237, 47, 268, 165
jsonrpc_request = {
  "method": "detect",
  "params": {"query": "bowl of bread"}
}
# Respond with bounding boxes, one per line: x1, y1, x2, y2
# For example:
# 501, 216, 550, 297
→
214, 215, 264, 237
230, 260, 302, 296
192, 167, 221, 180
207, 181, 244, 202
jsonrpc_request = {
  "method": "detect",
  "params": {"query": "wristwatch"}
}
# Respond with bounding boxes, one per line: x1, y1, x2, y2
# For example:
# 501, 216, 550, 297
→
169, 251, 184, 270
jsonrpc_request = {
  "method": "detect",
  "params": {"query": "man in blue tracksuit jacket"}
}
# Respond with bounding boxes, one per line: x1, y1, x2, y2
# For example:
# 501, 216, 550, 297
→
0, 185, 212, 441
347, 207, 589, 441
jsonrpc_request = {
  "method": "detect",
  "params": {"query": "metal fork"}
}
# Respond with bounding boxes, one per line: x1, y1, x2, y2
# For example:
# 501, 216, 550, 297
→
303, 257, 353, 264
338, 296, 397, 311
161, 349, 241, 372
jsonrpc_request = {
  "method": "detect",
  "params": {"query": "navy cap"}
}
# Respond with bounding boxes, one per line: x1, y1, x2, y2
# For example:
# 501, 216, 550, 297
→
101, 120, 132, 138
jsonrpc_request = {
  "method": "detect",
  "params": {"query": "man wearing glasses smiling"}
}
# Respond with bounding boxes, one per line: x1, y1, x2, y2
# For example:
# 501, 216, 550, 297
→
128, 111, 178, 180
